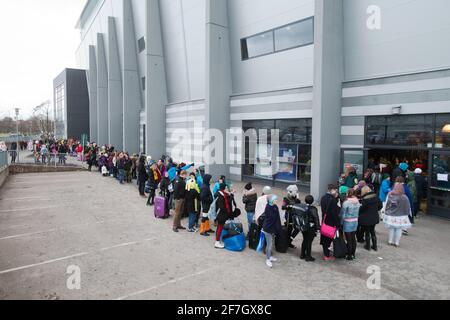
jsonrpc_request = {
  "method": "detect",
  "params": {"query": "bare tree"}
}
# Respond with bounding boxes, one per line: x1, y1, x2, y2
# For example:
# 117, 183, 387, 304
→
33, 100, 54, 141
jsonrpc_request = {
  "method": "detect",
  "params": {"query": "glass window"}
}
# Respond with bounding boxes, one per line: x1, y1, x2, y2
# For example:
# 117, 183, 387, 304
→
274, 18, 314, 51
366, 115, 433, 147
138, 37, 146, 53
435, 114, 450, 149
241, 31, 274, 60
277, 119, 312, 143
342, 150, 364, 178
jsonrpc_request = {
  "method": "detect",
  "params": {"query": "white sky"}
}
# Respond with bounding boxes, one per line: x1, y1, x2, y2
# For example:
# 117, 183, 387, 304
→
0, 0, 87, 120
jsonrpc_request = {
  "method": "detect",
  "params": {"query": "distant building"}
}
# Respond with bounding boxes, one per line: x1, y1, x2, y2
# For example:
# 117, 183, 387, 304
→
53, 68, 90, 141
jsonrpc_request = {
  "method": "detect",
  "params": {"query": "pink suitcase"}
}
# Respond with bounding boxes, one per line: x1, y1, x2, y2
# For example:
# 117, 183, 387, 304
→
154, 196, 168, 219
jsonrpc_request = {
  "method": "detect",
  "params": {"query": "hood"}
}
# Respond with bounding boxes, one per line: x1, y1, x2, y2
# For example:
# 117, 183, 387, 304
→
362, 192, 377, 200
244, 188, 257, 196
203, 174, 212, 185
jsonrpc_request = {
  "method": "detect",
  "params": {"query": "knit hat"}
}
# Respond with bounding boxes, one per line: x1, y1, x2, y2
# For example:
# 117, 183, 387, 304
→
399, 163, 409, 172
244, 183, 253, 191
414, 168, 423, 174
262, 186, 272, 195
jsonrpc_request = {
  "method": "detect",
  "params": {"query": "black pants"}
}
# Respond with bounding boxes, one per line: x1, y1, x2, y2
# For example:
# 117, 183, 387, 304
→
345, 232, 357, 257
321, 236, 333, 257
138, 181, 146, 196
301, 230, 315, 258
147, 189, 156, 205
361, 225, 377, 248
287, 222, 300, 245
356, 225, 365, 243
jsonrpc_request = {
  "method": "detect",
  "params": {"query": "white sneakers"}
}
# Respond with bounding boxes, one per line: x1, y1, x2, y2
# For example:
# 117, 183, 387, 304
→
269, 257, 278, 262
266, 257, 277, 268
215, 241, 225, 249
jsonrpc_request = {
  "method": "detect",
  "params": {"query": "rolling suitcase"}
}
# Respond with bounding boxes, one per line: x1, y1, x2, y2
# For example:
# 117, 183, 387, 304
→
275, 226, 289, 254
154, 196, 169, 219
248, 223, 261, 250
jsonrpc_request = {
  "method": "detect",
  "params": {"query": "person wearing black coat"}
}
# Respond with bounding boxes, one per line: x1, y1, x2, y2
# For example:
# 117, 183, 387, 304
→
320, 185, 341, 260
173, 171, 187, 233
214, 184, 233, 249
414, 168, 427, 217
358, 187, 382, 251
137, 156, 149, 196
200, 174, 214, 236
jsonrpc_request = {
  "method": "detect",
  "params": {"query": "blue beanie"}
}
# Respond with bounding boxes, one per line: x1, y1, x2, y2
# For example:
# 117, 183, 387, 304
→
399, 163, 409, 172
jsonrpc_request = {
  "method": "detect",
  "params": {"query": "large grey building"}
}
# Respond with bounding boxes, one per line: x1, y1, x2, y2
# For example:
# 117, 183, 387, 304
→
76, 0, 450, 218
53, 68, 90, 141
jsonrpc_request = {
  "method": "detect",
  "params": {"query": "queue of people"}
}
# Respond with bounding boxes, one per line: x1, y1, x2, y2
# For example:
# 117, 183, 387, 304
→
83, 144, 425, 268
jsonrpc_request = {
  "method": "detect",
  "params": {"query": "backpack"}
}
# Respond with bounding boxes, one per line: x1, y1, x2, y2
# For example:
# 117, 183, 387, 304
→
292, 204, 310, 233
372, 172, 382, 185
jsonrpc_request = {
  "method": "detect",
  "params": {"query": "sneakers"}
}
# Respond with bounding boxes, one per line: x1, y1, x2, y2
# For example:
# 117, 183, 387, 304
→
215, 241, 225, 249
266, 260, 273, 268
187, 229, 196, 233
200, 232, 210, 237
323, 256, 335, 261
402, 230, 409, 236
172, 227, 179, 233
269, 257, 278, 262
178, 226, 186, 230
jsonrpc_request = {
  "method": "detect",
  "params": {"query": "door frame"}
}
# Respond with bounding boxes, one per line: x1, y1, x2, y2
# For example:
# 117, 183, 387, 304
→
428, 150, 450, 219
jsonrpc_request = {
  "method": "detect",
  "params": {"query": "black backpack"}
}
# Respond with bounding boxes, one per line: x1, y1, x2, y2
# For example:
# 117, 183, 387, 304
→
292, 204, 310, 233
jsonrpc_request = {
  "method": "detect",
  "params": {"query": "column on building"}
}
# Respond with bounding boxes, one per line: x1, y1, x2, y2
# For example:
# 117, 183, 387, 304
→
122, 0, 142, 154
88, 45, 98, 143
96, 33, 109, 147
205, 0, 232, 178
310, 0, 344, 200
145, 0, 168, 158
107, 17, 124, 151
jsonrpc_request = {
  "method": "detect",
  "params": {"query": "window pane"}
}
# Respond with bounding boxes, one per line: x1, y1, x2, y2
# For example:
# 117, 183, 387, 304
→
277, 119, 312, 143
243, 31, 274, 59
366, 115, 433, 147
435, 114, 450, 149
275, 18, 314, 51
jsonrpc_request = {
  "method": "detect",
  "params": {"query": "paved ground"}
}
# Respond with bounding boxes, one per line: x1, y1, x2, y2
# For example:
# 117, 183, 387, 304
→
0, 171, 449, 300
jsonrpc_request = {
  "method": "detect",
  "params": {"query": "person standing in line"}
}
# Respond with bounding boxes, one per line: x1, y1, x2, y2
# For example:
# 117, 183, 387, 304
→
147, 162, 161, 206
9, 142, 17, 163
200, 174, 214, 237
414, 168, 427, 218
242, 183, 257, 234
320, 184, 341, 261
282, 185, 302, 249
384, 183, 412, 247
359, 186, 382, 251
300, 195, 320, 262
117, 153, 126, 185
341, 189, 361, 260
214, 183, 233, 249
379, 174, 392, 203
172, 171, 187, 233
261, 195, 283, 268
185, 173, 201, 233
254, 186, 272, 225
137, 156, 149, 197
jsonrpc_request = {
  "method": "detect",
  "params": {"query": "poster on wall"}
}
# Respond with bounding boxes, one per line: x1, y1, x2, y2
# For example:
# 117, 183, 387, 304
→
254, 144, 273, 178
274, 144, 298, 182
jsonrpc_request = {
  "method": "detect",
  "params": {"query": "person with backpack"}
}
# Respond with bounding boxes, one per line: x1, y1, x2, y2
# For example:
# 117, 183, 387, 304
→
282, 185, 302, 249
242, 183, 257, 234
200, 174, 214, 237
320, 184, 341, 261
299, 195, 320, 262
172, 171, 187, 233
371, 168, 383, 194
343, 166, 358, 188
359, 186, 382, 251
261, 195, 283, 268
254, 186, 272, 225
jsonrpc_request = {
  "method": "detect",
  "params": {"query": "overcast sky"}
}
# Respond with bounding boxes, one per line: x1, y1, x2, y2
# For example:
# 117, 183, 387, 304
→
0, 0, 87, 120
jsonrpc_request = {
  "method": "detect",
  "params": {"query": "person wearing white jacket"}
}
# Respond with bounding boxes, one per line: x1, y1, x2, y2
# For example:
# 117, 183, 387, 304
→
254, 186, 272, 224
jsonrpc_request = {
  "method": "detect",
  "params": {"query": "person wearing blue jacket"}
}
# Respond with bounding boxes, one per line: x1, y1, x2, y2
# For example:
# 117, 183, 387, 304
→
262, 195, 283, 268
379, 174, 392, 203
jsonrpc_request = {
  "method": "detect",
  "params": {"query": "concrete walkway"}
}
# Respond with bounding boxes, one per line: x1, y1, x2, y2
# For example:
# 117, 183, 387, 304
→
0, 171, 449, 300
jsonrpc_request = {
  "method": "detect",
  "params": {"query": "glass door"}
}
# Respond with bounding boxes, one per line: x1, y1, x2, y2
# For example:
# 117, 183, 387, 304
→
428, 152, 450, 219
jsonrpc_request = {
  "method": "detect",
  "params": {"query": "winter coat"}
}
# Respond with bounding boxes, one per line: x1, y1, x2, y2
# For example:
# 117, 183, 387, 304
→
173, 178, 186, 200
344, 173, 358, 188
359, 192, 382, 226
138, 163, 148, 182
160, 176, 170, 196
379, 179, 392, 202
200, 175, 213, 213
320, 193, 341, 228
216, 191, 233, 225
282, 196, 301, 223
341, 197, 361, 233
242, 189, 257, 213
148, 168, 161, 189
262, 204, 283, 236
185, 187, 200, 214
414, 173, 427, 201
385, 194, 411, 217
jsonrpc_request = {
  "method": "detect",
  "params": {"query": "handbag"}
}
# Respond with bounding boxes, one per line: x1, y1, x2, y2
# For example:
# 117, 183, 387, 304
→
320, 214, 337, 239
256, 232, 266, 253
333, 230, 348, 259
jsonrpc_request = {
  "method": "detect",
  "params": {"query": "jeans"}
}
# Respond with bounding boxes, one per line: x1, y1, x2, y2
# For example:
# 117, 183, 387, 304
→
388, 227, 403, 246
246, 212, 254, 232
262, 231, 274, 260
188, 212, 197, 230
118, 169, 125, 184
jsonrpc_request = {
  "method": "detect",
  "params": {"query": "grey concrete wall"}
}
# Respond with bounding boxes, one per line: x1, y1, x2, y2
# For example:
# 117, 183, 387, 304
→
96, 33, 109, 147
108, 17, 124, 151
311, 0, 344, 200
145, 0, 168, 159
205, 0, 232, 178
122, 0, 141, 154
88, 45, 98, 143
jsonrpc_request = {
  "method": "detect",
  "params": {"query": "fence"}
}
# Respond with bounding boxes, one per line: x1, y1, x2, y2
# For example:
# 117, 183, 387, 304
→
0, 151, 7, 170
5, 151, 84, 168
